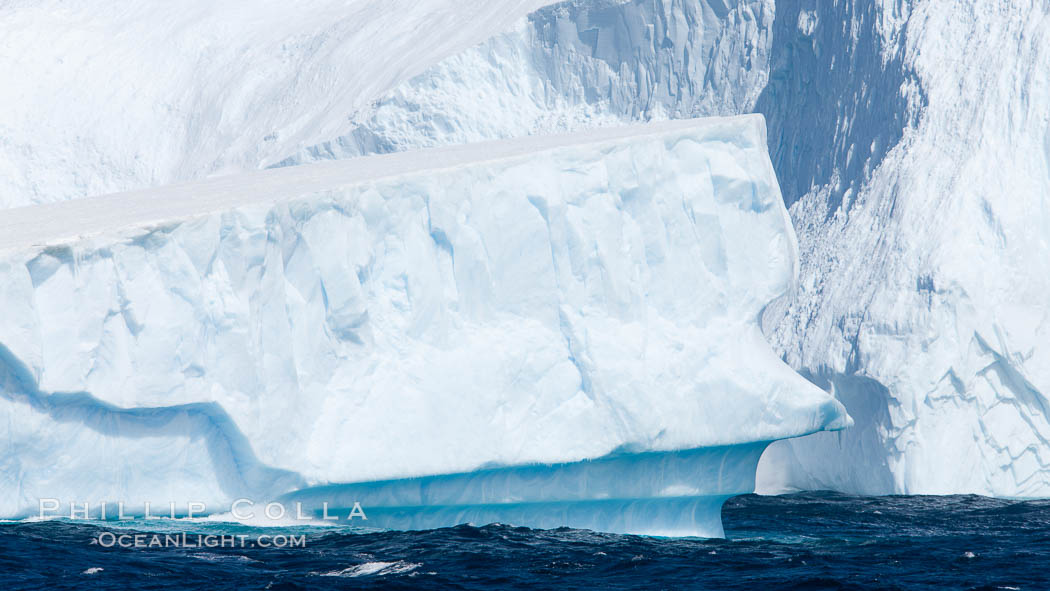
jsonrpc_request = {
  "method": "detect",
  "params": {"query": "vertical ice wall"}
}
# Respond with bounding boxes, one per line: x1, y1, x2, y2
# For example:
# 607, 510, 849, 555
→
270, 0, 774, 167
0, 118, 848, 530
757, 0, 1050, 496
315, 0, 1050, 496
3, 0, 1047, 499
362, 0, 1050, 497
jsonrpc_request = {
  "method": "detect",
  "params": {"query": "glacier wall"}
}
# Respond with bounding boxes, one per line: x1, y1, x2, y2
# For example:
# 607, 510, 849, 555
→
0, 343, 304, 517
328, 0, 1050, 498
757, 0, 1050, 496
4, 0, 1047, 502
0, 117, 847, 531
752, 0, 922, 211
273, 0, 774, 168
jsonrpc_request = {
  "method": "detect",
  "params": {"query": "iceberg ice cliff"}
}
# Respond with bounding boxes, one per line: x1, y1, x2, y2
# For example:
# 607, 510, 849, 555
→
647, 0, 1050, 500
0, 117, 847, 535
3, 0, 1046, 516
755, 0, 1050, 497
279, 0, 1050, 498
272, 0, 774, 167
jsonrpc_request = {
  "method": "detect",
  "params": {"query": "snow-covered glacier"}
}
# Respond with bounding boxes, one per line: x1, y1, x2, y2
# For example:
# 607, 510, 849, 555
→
0, 116, 847, 535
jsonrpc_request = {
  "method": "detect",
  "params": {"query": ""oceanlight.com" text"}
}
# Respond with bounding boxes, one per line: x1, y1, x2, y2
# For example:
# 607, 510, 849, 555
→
95, 532, 307, 549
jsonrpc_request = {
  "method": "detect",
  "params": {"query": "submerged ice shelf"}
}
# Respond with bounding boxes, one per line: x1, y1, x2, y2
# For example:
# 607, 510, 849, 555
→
0, 116, 847, 535
285, 443, 768, 537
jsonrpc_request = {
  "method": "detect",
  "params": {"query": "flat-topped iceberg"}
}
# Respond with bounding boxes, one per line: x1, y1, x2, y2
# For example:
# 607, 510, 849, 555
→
0, 116, 847, 535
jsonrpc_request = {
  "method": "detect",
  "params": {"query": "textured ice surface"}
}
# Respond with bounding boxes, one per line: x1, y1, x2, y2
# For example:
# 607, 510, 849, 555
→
4, 0, 1045, 502
285, 443, 768, 537
756, 0, 1050, 497
285, 0, 1050, 498
0, 117, 846, 531
0, 0, 774, 208
0, 0, 555, 208
272, 0, 774, 168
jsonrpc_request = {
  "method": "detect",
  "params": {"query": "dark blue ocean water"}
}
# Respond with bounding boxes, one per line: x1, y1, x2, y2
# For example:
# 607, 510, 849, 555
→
2, 492, 1047, 590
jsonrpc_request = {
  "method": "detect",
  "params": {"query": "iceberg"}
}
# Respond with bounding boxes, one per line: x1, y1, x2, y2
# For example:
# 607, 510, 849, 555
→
755, 0, 1050, 497
0, 116, 847, 535
281, 0, 1050, 498
0, 0, 773, 210
273, 0, 773, 167
4, 0, 1047, 508
283, 443, 769, 537
0, 0, 557, 208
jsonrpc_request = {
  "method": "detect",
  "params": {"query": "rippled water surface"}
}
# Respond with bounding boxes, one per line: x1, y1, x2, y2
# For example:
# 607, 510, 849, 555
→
2, 492, 1047, 590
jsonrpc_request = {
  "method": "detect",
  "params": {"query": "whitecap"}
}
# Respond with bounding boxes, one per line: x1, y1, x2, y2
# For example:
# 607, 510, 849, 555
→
319, 560, 421, 578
